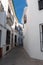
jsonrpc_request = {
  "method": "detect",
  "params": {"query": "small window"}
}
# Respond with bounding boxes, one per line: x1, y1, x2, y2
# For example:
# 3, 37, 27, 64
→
38, 0, 43, 10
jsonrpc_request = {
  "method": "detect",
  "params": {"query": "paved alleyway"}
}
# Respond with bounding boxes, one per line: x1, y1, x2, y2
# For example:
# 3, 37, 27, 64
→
0, 47, 43, 65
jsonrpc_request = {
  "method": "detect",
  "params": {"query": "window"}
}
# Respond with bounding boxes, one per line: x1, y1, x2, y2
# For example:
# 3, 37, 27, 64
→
39, 24, 43, 51
15, 25, 18, 31
6, 30, 10, 51
6, 30, 10, 45
38, 0, 43, 10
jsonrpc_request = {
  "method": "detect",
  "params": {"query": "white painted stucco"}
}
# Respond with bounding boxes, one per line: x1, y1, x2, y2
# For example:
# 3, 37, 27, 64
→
1, 0, 8, 15
0, 12, 6, 26
23, 0, 43, 60
0, 0, 15, 56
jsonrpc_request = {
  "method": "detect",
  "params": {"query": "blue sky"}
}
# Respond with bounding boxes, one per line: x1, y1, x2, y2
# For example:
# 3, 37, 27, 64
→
12, 0, 27, 24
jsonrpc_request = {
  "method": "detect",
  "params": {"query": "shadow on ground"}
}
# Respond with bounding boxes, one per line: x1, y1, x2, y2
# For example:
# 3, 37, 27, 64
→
0, 47, 43, 65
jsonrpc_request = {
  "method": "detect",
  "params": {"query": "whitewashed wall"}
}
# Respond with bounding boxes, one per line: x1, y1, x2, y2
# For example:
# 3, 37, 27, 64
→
1, 0, 8, 15
0, 12, 6, 26
23, 0, 43, 60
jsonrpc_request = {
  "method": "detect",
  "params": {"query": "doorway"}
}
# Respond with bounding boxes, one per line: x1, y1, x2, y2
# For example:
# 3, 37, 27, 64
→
6, 30, 10, 51
11, 33, 13, 48
15, 35, 17, 46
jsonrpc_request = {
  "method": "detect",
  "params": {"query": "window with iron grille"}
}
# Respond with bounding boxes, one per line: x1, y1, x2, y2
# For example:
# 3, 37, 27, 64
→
6, 30, 10, 45
38, 0, 43, 10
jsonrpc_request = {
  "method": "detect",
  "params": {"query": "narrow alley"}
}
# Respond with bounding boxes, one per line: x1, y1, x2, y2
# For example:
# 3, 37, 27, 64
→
0, 0, 43, 65
0, 47, 43, 65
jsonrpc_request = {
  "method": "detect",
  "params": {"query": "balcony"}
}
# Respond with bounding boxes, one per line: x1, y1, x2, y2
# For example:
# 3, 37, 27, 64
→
7, 13, 14, 26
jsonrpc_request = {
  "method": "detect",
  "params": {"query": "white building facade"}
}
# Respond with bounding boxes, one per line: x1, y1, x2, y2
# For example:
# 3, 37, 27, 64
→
23, 0, 43, 60
0, 0, 18, 57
